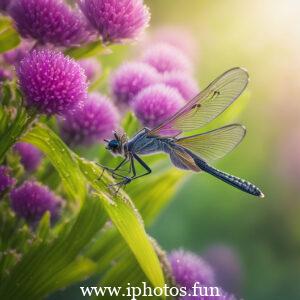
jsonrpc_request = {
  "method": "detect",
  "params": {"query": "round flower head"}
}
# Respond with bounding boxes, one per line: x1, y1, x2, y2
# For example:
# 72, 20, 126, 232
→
111, 62, 159, 107
142, 43, 192, 74
60, 93, 119, 146
203, 245, 242, 295
14, 142, 42, 172
79, 0, 150, 43
3, 40, 32, 66
132, 83, 184, 128
9, 0, 92, 47
10, 180, 62, 223
162, 72, 199, 101
17, 49, 87, 115
78, 58, 101, 82
0, 166, 15, 196
168, 249, 215, 290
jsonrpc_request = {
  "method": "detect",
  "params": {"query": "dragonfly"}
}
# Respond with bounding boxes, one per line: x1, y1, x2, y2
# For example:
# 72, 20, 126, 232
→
100, 67, 264, 198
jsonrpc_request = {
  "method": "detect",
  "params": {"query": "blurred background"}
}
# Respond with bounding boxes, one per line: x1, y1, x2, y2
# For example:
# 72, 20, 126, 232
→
144, 0, 300, 299
44, 0, 300, 299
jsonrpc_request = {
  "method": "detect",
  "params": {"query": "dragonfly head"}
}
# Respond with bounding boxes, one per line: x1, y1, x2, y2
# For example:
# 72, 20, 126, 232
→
104, 130, 127, 156
107, 139, 120, 151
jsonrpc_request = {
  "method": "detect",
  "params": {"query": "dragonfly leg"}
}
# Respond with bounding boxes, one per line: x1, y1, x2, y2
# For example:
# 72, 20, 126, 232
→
107, 153, 152, 192
108, 176, 132, 195
129, 154, 152, 180
106, 156, 135, 193
96, 157, 129, 181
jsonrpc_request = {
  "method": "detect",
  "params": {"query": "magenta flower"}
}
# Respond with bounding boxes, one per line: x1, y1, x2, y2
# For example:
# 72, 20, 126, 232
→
132, 83, 184, 128
3, 40, 32, 66
78, 58, 101, 82
162, 72, 199, 101
142, 43, 192, 74
78, 0, 150, 43
17, 49, 87, 115
0, 166, 15, 196
111, 62, 159, 107
60, 93, 119, 146
9, 0, 93, 47
0, 0, 10, 12
14, 142, 42, 172
168, 249, 215, 291
10, 180, 62, 223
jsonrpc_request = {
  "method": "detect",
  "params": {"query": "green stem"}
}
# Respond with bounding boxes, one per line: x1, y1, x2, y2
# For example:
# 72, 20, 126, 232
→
0, 108, 37, 163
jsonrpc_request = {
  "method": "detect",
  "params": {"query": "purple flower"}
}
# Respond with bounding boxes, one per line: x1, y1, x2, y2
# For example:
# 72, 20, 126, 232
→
3, 40, 32, 66
142, 43, 192, 74
14, 142, 42, 172
9, 0, 93, 47
132, 83, 184, 128
111, 62, 159, 108
17, 49, 87, 115
78, 58, 101, 82
10, 180, 62, 223
162, 72, 199, 101
0, 0, 10, 12
203, 245, 243, 295
168, 250, 215, 291
60, 93, 119, 146
79, 0, 150, 43
0, 166, 15, 196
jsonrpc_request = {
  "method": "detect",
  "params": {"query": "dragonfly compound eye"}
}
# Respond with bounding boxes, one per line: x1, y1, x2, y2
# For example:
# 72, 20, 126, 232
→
108, 140, 120, 149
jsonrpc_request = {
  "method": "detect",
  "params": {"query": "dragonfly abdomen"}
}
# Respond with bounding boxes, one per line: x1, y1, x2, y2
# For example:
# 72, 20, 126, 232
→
194, 158, 264, 198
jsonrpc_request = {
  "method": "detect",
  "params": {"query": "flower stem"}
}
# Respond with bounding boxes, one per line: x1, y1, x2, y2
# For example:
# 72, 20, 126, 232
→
0, 108, 37, 164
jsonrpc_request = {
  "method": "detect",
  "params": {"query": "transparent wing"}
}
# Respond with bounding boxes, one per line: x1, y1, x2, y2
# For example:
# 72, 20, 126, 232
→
148, 68, 249, 137
176, 124, 246, 162
169, 148, 201, 172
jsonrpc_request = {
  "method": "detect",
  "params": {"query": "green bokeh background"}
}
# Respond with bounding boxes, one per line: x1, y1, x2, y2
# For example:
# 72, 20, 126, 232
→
146, 0, 300, 299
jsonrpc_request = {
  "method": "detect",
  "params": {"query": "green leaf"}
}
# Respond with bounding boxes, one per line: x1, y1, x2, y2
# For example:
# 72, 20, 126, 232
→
36, 212, 51, 240
0, 196, 106, 299
0, 107, 35, 163
20, 123, 167, 294
101, 252, 149, 288
0, 81, 14, 106
76, 157, 166, 292
0, 17, 20, 53
85, 227, 127, 272
65, 41, 109, 59
22, 123, 86, 202
50, 257, 97, 291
